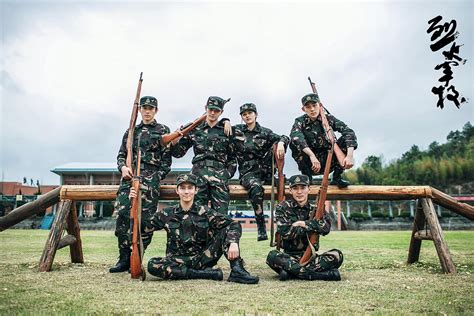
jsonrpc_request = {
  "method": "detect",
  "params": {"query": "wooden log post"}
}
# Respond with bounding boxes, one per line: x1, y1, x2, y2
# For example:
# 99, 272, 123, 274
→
407, 199, 426, 264
66, 202, 83, 264
421, 198, 456, 274
0, 187, 61, 231
38, 200, 72, 272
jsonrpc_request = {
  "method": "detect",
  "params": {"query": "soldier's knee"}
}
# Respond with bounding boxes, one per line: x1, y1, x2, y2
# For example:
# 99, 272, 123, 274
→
147, 258, 167, 278
266, 250, 279, 265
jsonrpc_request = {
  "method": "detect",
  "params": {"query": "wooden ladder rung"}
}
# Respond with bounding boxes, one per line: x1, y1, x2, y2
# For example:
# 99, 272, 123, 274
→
414, 230, 433, 240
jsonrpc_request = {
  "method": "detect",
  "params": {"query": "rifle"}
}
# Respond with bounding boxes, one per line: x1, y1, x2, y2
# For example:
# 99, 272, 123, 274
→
307, 77, 346, 167
130, 138, 146, 280
270, 143, 285, 249
299, 78, 335, 265
126, 72, 143, 171
161, 113, 207, 146
126, 72, 146, 280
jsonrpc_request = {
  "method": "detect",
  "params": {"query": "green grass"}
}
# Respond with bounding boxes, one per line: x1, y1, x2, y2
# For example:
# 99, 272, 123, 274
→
0, 230, 473, 314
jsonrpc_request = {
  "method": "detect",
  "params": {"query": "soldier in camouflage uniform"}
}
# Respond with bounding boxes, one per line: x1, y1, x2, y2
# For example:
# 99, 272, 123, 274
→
232, 103, 289, 241
109, 96, 172, 273
266, 174, 343, 281
290, 93, 358, 187
142, 174, 259, 284
171, 96, 236, 215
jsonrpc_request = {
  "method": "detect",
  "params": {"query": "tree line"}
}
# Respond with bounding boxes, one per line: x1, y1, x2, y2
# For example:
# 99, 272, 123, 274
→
346, 122, 474, 191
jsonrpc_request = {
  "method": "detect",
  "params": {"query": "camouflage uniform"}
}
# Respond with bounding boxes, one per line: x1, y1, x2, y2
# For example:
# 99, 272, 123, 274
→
146, 203, 241, 278
171, 97, 236, 215
290, 93, 357, 183
266, 175, 343, 280
114, 97, 172, 255
233, 103, 289, 240
147, 174, 259, 284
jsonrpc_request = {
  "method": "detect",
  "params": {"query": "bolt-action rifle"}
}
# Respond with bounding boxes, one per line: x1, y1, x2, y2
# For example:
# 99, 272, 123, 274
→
299, 77, 334, 266
161, 113, 207, 146
126, 72, 146, 280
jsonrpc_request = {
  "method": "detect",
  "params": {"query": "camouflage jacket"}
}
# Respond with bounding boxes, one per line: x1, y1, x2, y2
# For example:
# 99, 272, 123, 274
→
232, 122, 289, 176
117, 120, 172, 180
146, 203, 242, 257
276, 197, 331, 256
171, 120, 237, 177
290, 113, 358, 153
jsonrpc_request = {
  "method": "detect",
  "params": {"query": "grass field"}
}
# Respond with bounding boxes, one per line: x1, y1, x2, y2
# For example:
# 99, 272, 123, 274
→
0, 229, 473, 314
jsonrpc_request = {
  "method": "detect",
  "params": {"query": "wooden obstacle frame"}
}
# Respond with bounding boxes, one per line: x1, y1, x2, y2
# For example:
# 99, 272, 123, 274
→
1, 184, 473, 273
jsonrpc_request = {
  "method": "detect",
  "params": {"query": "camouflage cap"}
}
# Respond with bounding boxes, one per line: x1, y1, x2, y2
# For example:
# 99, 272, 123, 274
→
140, 96, 158, 108
239, 103, 257, 115
176, 174, 198, 187
288, 174, 310, 188
206, 96, 230, 111
301, 93, 320, 106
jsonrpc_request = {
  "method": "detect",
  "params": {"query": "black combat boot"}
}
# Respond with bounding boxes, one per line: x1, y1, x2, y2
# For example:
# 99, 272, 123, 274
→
255, 213, 268, 241
279, 270, 296, 281
228, 258, 259, 284
299, 269, 341, 281
187, 268, 223, 281
330, 169, 349, 188
109, 248, 130, 273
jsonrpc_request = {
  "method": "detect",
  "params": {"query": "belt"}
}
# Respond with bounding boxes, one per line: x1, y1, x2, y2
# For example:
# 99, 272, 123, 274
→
195, 159, 225, 169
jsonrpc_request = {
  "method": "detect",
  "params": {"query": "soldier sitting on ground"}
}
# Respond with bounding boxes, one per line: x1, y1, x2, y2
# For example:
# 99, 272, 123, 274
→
266, 174, 343, 281
134, 174, 259, 284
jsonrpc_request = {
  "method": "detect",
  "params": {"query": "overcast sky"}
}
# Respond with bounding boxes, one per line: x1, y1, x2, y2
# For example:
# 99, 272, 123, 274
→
1, 0, 472, 185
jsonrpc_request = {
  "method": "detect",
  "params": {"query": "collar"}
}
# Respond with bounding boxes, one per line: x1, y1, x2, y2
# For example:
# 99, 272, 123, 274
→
288, 197, 311, 210
243, 122, 261, 133
175, 203, 198, 214
137, 119, 158, 128
303, 114, 321, 125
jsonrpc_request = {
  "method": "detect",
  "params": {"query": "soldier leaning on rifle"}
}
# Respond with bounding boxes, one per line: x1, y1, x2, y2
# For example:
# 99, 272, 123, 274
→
266, 174, 343, 281
134, 174, 259, 284
231, 103, 289, 241
171, 96, 236, 215
290, 93, 357, 187
109, 96, 172, 273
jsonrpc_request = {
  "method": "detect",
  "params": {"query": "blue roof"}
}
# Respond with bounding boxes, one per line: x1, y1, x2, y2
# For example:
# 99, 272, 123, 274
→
51, 162, 191, 175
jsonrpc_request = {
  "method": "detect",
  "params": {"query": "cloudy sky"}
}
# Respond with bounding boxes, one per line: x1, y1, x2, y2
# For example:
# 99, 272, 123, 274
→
1, 0, 472, 185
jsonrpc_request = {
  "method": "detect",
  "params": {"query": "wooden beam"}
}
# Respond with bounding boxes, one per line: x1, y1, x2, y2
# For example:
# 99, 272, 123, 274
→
0, 187, 61, 231
421, 198, 456, 274
60, 184, 434, 201
407, 200, 426, 264
39, 200, 72, 272
431, 188, 474, 221
65, 202, 83, 264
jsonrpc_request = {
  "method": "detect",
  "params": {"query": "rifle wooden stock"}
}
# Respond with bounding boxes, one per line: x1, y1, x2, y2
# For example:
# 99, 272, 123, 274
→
126, 72, 143, 171
161, 113, 207, 145
299, 148, 334, 265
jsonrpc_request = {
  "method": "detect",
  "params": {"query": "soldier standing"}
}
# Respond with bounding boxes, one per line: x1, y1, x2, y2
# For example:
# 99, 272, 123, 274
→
142, 174, 259, 284
232, 103, 289, 241
266, 174, 343, 281
171, 96, 236, 215
290, 93, 357, 187
109, 96, 172, 273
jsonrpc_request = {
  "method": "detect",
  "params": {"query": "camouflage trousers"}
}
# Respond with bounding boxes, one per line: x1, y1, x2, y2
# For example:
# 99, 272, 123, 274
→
114, 170, 161, 251
192, 164, 230, 215
290, 138, 348, 179
266, 249, 343, 278
240, 172, 264, 215
147, 226, 232, 279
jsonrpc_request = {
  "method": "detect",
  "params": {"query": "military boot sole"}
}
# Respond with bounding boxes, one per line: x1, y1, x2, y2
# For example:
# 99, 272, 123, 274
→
257, 234, 268, 241
228, 275, 260, 284
109, 264, 130, 273
330, 179, 350, 188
